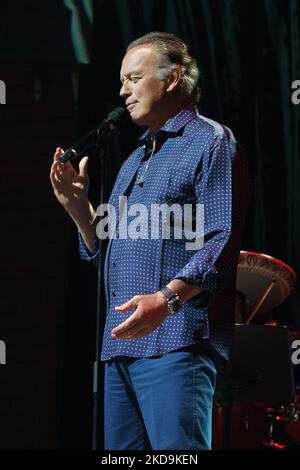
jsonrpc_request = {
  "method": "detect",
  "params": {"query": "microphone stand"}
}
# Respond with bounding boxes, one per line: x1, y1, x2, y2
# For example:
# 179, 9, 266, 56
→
92, 132, 110, 450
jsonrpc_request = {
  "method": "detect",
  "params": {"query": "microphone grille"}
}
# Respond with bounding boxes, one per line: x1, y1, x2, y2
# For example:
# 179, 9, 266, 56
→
108, 107, 128, 125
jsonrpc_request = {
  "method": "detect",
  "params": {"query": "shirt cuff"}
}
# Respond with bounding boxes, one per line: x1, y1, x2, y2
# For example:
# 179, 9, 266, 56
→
78, 232, 99, 261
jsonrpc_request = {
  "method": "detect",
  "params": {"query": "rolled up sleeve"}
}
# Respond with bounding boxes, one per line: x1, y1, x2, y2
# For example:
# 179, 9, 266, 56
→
174, 127, 249, 296
78, 232, 99, 263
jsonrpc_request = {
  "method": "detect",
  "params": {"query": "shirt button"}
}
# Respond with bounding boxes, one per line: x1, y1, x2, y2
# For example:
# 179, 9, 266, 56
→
112, 262, 116, 267
112, 291, 116, 297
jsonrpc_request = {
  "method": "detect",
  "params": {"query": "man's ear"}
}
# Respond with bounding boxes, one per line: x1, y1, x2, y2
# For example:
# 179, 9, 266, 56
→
166, 67, 181, 92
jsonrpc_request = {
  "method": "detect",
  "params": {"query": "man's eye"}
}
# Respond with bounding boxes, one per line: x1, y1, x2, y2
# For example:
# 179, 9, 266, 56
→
131, 77, 141, 83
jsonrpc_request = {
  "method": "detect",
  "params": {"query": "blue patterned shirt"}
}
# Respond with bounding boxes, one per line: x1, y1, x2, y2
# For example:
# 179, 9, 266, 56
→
79, 105, 250, 363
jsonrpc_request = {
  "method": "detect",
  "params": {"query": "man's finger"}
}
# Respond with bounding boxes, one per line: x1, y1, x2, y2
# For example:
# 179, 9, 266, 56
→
115, 296, 139, 312
53, 147, 64, 162
112, 320, 140, 337
50, 166, 62, 185
112, 326, 149, 340
111, 309, 142, 334
54, 148, 75, 173
78, 156, 89, 178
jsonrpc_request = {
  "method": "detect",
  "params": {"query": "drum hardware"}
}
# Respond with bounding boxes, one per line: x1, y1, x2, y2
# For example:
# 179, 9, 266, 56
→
284, 393, 300, 447
246, 279, 277, 324
262, 422, 286, 450
243, 414, 256, 432
262, 386, 300, 449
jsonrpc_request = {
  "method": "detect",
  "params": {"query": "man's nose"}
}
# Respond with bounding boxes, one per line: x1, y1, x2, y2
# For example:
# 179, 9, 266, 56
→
120, 81, 130, 97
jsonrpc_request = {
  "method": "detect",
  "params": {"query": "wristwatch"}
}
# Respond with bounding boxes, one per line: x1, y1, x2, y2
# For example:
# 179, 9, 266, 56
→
159, 286, 183, 315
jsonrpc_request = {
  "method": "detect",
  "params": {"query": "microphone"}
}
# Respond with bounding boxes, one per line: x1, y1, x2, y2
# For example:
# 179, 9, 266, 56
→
59, 107, 128, 164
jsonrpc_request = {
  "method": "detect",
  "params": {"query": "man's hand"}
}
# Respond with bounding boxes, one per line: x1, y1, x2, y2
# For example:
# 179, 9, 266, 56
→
111, 292, 169, 339
50, 147, 97, 253
50, 147, 90, 217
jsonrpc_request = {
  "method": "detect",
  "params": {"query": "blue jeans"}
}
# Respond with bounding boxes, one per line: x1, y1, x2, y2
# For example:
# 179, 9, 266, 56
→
104, 347, 216, 450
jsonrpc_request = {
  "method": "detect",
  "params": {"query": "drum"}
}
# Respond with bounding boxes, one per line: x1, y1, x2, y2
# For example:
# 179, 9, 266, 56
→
237, 251, 296, 322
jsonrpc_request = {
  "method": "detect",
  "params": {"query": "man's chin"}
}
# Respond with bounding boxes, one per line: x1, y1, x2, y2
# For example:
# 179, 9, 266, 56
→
129, 110, 149, 127
129, 112, 146, 126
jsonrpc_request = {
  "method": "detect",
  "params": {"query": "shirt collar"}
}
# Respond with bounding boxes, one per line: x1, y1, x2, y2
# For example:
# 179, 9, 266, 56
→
138, 104, 199, 147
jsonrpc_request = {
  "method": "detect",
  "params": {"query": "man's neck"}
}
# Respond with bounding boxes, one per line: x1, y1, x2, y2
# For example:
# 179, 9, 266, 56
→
148, 100, 188, 138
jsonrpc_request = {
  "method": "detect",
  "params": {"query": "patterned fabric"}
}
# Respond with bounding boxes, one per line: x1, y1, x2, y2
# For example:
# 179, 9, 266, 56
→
79, 105, 250, 363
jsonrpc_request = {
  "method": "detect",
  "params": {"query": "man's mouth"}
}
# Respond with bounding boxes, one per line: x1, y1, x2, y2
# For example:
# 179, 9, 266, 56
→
127, 102, 137, 111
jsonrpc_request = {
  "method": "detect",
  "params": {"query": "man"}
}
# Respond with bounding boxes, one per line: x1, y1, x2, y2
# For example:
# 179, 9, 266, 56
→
50, 32, 250, 450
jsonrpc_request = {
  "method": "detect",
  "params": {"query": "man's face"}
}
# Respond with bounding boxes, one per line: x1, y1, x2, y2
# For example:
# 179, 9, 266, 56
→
120, 46, 168, 129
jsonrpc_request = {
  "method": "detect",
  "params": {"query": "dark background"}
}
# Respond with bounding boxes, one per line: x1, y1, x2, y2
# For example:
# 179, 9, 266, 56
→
0, 0, 299, 449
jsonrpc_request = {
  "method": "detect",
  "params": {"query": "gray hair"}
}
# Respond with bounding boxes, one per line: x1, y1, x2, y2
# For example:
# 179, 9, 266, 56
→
127, 32, 200, 104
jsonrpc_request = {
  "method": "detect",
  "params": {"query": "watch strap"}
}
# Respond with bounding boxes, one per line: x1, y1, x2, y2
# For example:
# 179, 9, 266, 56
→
159, 286, 178, 301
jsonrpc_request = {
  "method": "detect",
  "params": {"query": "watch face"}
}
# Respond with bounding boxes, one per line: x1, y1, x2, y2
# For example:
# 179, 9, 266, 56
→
168, 297, 183, 314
